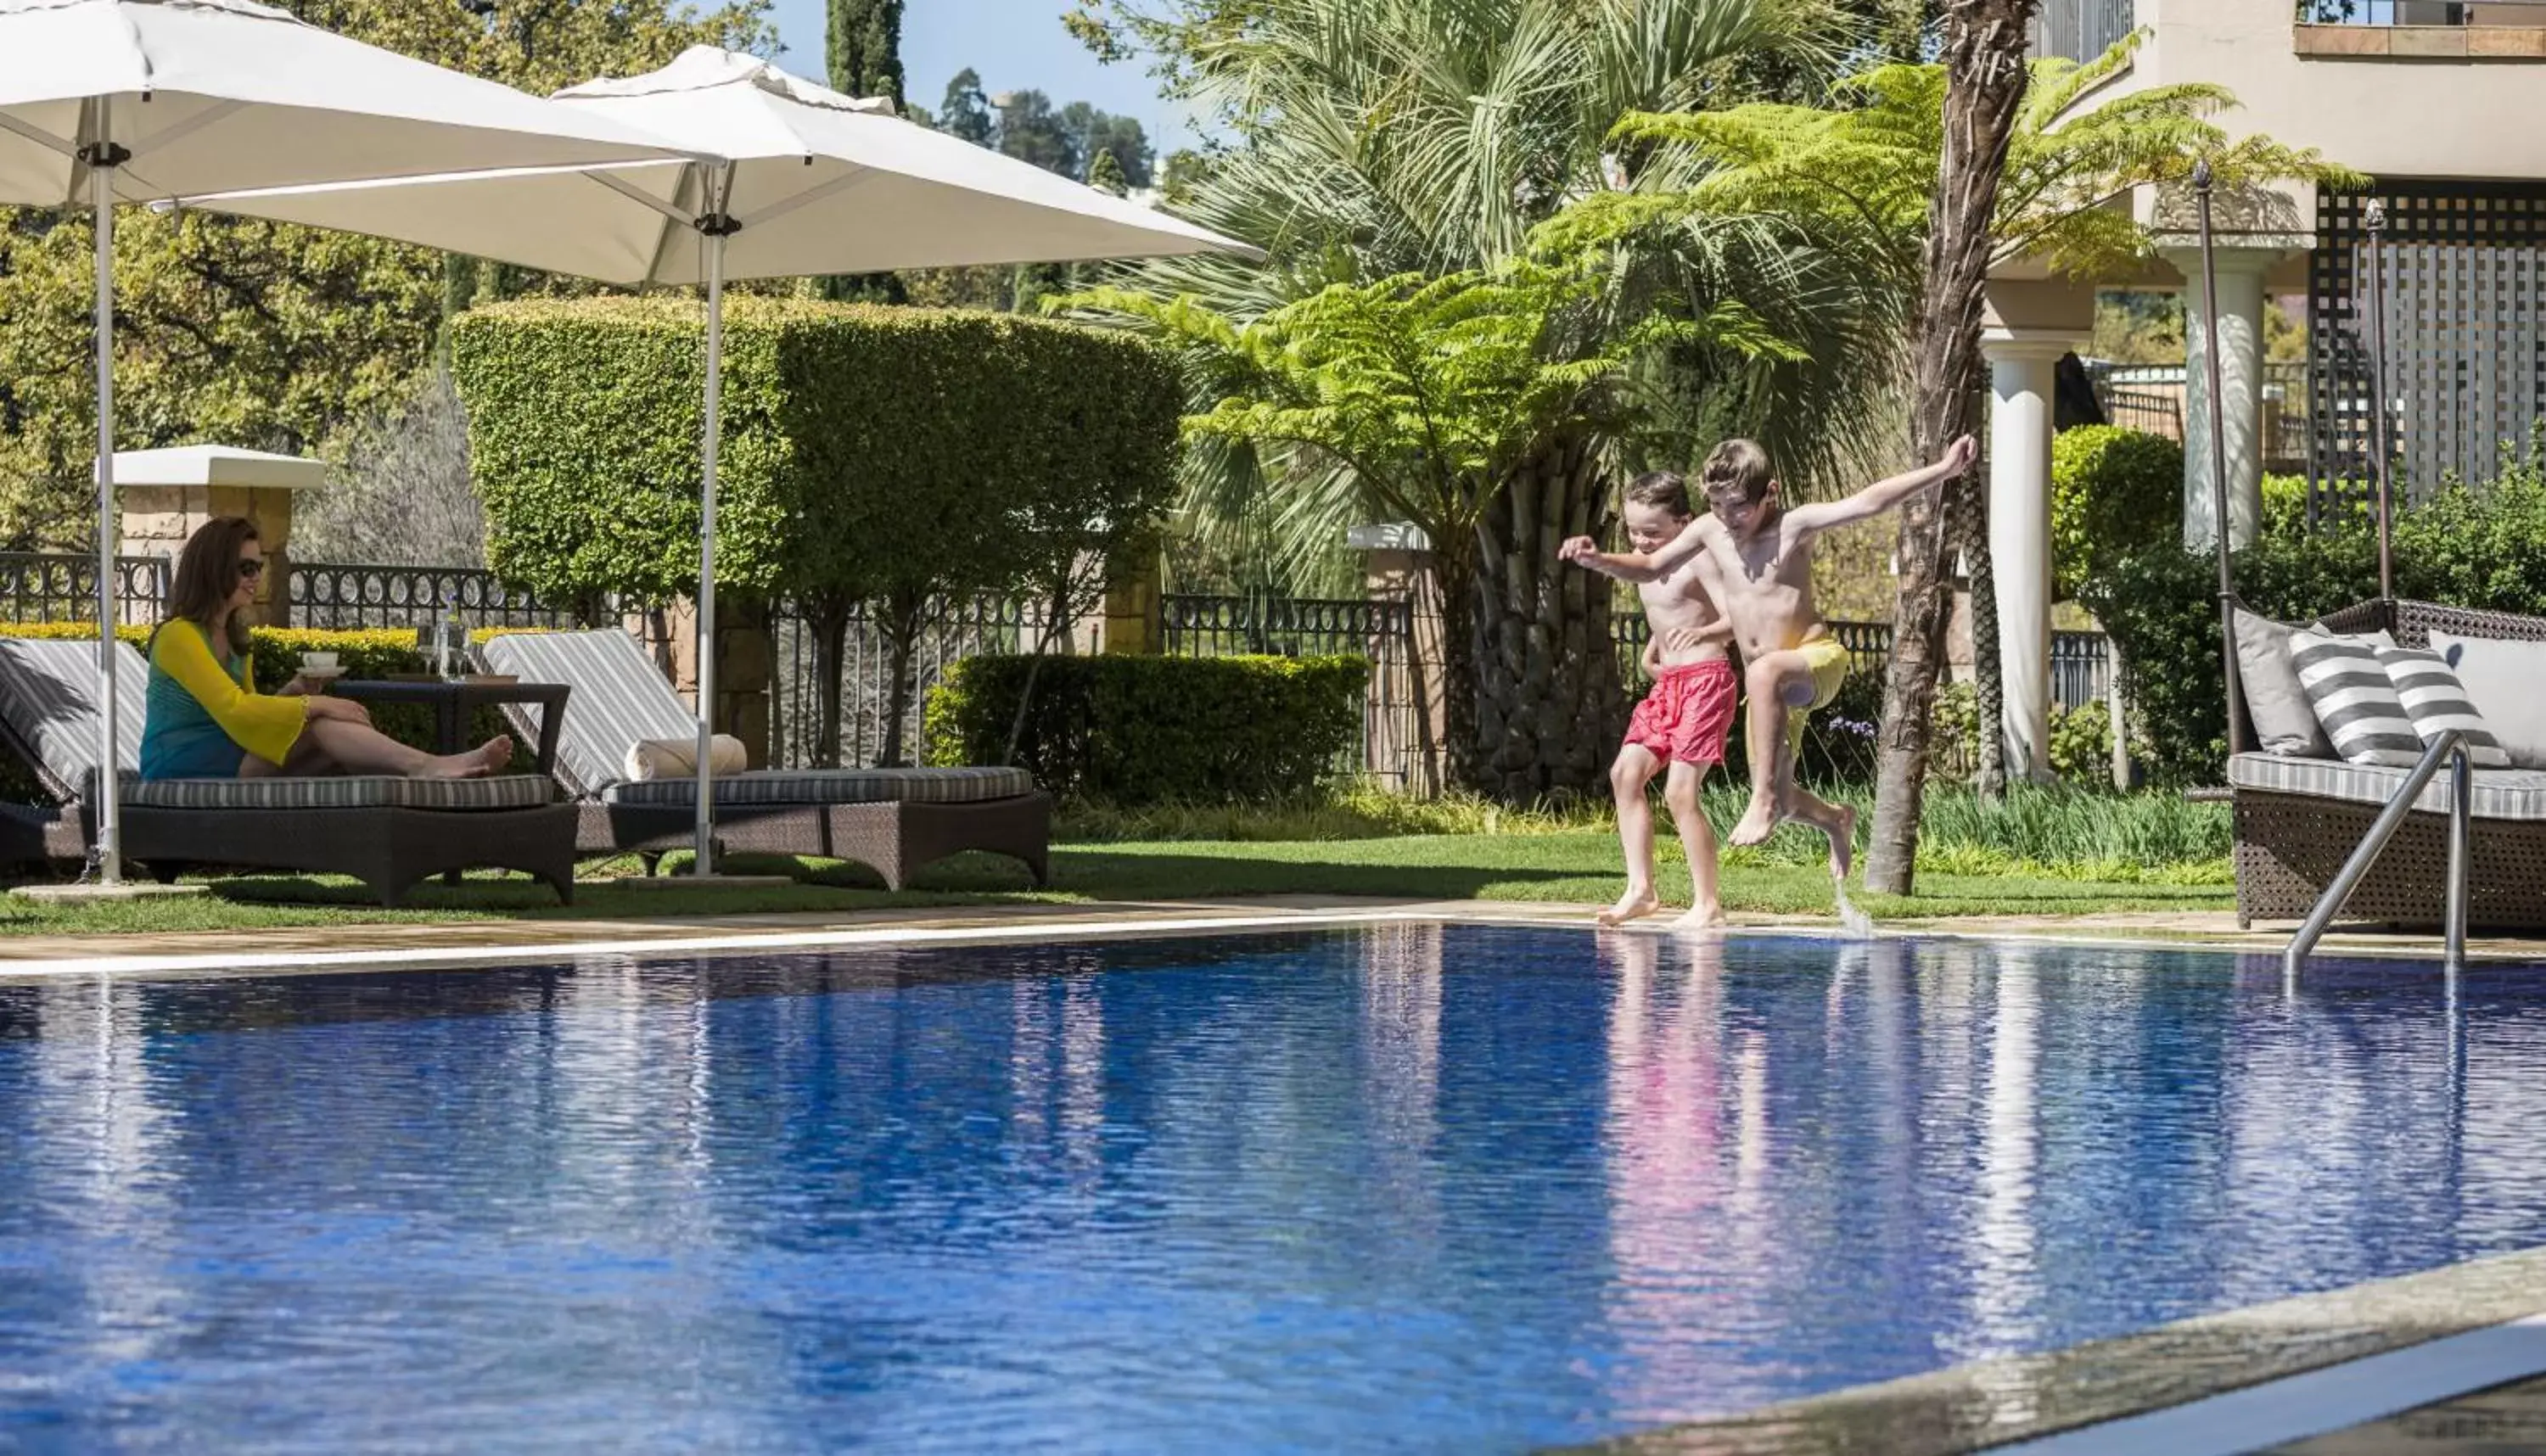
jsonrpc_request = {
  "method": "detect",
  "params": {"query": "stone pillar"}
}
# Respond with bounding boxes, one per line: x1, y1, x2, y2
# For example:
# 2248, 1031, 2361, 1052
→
1350, 522, 1444, 796
1099, 553, 1164, 655
119, 483, 304, 622
2166, 246, 2278, 551
1983, 330, 2072, 784
662, 596, 772, 768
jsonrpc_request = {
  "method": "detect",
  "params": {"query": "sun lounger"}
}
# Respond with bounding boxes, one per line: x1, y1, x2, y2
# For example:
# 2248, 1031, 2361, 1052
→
479, 630, 1051, 888
0, 636, 575, 904
2228, 596, 2546, 929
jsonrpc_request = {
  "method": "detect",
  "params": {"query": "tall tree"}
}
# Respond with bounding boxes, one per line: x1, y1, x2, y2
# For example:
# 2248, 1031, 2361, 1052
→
938, 68, 999, 147
995, 89, 1080, 176
826, 0, 905, 104
0, 0, 770, 546
1599, 35, 2344, 810
1066, 264, 1796, 787
1866, 0, 2034, 892
1057, 0, 1903, 801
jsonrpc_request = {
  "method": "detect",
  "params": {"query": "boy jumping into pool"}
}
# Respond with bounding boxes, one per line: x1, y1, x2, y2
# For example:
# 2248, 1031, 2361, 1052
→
1562, 434, 1980, 882
1582, 471, 1738, 930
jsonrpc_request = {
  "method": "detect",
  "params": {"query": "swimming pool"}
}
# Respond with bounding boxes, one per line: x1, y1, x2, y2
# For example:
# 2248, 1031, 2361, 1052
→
3, 925, 2543, 1453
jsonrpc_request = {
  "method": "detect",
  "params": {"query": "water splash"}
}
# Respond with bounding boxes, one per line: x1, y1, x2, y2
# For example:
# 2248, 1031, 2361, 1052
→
1832, 878, 1876, 939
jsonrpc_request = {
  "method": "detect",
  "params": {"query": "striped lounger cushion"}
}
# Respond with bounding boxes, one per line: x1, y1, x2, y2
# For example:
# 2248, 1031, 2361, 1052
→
2290, 630, 2421, 768
2375, 643, 2511, 768
121, 773, 557, 812
601, 765, 1038, 808
483, 630, 1039, 804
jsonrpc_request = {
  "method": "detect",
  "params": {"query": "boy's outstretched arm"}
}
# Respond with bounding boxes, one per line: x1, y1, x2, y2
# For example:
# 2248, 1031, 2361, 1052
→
1558, 518, 1712, 583
1785, 434, 1980, 539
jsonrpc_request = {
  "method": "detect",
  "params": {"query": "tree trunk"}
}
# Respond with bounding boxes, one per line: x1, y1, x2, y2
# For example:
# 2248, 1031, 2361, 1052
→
1466, 436, 1629, 803
878, 592, 924, 768
1966, 471, 2005, 799
1863, 0, 2037, 895
810, 600, 851, 770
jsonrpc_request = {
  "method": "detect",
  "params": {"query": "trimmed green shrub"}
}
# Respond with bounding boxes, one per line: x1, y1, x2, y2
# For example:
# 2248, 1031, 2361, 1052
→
925, 653, 1371, 804
2052, 426, 2182, 600
448, 295, 1185, 608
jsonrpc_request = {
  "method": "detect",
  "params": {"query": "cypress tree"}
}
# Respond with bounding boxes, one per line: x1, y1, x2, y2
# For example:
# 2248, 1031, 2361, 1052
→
822, 0, 907, 301
826, 0, 906, 108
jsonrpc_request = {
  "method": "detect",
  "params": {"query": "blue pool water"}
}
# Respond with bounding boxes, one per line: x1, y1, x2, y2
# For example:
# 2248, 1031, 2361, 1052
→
4, 927, 2546, 1453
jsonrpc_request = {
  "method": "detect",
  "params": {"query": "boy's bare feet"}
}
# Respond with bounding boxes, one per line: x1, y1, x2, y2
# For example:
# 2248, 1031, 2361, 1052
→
1599, 888, 1662, 927
1827, 803, 1858, 882
1729, 794, 1779, 848
477, 735, 515, 774
1670, 904, 1727, 932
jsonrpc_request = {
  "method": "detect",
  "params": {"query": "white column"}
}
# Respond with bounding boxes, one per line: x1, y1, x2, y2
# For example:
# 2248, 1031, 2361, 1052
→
1984, 331, 2071, 785
2168, 246, 2278, 552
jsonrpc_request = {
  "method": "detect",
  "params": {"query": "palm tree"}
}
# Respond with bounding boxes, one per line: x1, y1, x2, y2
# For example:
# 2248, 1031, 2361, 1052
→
1062, 0, 1904, 800
1596, 28, 2348, 877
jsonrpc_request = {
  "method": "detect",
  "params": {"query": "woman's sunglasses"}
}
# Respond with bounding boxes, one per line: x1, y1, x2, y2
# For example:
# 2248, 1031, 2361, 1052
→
235, 557, 265, 581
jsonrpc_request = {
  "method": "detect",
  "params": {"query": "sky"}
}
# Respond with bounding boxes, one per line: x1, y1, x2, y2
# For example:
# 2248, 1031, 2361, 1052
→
762, 0, 1203, 154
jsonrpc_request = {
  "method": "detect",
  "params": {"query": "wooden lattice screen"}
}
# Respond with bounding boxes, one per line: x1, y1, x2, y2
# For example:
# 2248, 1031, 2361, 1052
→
2308, 180, 2546, 518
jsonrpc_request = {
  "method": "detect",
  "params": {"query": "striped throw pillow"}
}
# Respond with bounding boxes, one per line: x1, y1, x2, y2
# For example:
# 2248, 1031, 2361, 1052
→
2290, 630, 2421, 767
2376, 644, 2512, 768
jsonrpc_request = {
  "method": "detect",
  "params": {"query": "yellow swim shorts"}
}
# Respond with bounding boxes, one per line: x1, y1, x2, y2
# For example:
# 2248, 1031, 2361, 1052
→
1784, 635, 1851, 753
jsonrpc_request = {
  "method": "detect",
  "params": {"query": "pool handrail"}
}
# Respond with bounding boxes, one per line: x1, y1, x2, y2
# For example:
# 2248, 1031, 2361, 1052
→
2283, 727, 2472, 980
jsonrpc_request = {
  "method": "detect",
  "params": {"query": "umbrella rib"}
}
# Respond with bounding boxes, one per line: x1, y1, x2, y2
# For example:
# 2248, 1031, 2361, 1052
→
588, 165, 698, 227
0, 110, 77, 159
737, 165, 878, 233
124, 99, 246, 161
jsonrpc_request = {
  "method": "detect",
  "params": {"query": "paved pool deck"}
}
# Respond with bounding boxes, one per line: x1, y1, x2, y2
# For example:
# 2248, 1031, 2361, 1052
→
0, 895, 2538, 980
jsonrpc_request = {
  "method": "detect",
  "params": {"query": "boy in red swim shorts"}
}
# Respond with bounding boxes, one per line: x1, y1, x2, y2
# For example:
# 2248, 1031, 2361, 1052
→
1582, 471, 1737, 929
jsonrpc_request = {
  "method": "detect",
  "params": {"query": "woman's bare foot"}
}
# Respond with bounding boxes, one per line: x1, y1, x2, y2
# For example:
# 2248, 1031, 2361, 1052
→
1826, 804, 1858, 881
420, 737, 513, 779
1599, 888, 1662, 927
1670, 904, 1727, 932
1729, 794, 1780, 848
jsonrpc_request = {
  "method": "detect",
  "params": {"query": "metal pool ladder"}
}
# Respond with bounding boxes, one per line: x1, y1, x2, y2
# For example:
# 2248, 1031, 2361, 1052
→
2285, 730, 2474, 980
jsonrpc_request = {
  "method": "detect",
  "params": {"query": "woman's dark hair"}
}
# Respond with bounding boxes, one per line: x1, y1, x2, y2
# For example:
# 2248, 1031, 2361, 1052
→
160, 515, 262, 650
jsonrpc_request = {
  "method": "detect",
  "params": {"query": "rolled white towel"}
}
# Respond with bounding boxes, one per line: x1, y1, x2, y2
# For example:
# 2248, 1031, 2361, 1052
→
624, 734, 750, 781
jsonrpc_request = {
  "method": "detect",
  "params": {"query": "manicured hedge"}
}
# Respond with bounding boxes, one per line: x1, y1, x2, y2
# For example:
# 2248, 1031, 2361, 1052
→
2051, 426, 2181, 601
447, 295, 1186, 608
925, 654, 1371, 804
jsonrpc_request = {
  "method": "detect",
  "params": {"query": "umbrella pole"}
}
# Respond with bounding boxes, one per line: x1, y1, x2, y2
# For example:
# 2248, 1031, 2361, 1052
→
2196, 160, 2246, 759
693, 219, 730, 878
89, 135, 126, 886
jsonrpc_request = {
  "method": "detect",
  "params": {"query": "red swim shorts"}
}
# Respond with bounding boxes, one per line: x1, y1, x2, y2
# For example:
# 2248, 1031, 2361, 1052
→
1623, 658, 1738, 767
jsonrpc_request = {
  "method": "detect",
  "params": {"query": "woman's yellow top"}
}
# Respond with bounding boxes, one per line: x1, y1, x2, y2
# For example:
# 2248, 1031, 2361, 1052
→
142, 619, 306, 773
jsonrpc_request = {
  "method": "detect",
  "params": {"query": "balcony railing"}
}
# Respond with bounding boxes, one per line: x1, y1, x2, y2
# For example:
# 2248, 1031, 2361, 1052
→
2033, 0, 2135, 62
2298, 1, 2546, 23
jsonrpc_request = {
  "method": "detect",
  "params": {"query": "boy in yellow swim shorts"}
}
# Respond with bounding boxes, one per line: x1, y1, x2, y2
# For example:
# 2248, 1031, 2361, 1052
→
1563, 434, 1978, 883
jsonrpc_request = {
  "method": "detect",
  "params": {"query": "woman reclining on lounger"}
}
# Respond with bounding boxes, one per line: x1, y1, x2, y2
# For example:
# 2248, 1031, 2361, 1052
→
139, 517, 512, 781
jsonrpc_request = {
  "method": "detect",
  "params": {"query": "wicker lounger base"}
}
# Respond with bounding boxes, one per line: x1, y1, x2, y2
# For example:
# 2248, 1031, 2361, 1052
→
0, 802, 85, 867
2233, 787, 2546, 930
583, 793, 1054, 891
121, 802, 579, 907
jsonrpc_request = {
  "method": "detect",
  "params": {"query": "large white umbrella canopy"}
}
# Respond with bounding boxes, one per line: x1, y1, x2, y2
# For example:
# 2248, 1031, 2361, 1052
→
175, 47, 1258, 876
0, 0, 690, 884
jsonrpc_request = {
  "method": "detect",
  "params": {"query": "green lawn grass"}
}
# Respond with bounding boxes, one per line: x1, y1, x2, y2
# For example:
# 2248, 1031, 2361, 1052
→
0, 826, 2233, 941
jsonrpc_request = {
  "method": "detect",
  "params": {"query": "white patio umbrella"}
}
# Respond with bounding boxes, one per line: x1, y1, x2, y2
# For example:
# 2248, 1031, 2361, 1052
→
173, 47, 1258, 877
0, 0, 690, 884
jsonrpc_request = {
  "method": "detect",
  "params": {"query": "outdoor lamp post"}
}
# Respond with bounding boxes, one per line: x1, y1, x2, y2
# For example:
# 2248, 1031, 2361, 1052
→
2195, 159, 2246, 758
